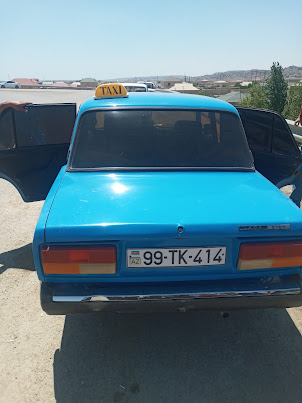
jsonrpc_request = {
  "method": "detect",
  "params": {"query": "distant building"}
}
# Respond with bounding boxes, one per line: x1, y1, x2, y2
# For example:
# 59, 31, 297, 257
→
169, 82, 199, 94
199, 79, 215, 89
214, 80, 227, 88
217, 91, 248, 105
227, 80, 241, 87
52, 82, 70, 87
287, 77, 301, 84
12, 78, 40, 87
161, 76, 182, 89
80, 78, 98, 88
71, 82, 81, 87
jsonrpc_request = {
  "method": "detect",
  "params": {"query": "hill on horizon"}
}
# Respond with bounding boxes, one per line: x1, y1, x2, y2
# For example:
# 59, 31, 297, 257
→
106, 65, 302, 83
195, 65, 302, 81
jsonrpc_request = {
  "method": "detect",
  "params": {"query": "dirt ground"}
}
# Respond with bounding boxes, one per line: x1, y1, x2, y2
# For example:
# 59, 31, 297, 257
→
0, 90, 302, 403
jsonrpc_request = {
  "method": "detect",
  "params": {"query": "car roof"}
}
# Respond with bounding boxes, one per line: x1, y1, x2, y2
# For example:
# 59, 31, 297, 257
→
78, 92, 238, 115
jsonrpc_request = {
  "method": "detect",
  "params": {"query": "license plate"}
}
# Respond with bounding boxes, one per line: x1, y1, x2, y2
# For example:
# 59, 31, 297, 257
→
127, 247, 226, 268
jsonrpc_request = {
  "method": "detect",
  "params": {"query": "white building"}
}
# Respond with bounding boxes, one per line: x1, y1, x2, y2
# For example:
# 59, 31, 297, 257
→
169, 82, 199, 94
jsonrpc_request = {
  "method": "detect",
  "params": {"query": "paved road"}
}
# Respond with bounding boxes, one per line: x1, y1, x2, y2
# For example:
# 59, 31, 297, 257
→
0, 90, 302, 402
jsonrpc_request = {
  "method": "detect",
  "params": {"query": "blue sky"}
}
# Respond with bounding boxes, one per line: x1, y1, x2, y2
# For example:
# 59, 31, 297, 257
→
1, 0, 301, 80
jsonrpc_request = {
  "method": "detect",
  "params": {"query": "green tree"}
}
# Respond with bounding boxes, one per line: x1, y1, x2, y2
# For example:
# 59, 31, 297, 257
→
266, 62, 288, 113
239, 84, 268, 108
283, 85, 302, 120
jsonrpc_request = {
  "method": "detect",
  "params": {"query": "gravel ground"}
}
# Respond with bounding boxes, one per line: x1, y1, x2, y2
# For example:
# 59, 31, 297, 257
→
0, 90, 302, 403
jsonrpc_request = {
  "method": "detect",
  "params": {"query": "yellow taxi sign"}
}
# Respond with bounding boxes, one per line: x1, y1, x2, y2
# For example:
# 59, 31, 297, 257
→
95, 83, 128, 99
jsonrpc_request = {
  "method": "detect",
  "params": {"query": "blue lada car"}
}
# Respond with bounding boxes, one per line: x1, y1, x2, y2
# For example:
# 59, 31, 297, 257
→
1, 83, 302, 314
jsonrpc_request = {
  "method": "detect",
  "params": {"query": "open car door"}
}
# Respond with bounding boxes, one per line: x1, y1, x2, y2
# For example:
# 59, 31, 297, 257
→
237, 107, 302, 206
0, 104, 76, 202
237, 107, 302, 185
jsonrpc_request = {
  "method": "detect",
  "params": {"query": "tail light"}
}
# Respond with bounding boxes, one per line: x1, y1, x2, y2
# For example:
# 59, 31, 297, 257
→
238, 242, 302, 270
41, 245, 116, 274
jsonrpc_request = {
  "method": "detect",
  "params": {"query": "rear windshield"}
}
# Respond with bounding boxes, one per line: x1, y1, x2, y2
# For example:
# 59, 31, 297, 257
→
69, 109, 254, 170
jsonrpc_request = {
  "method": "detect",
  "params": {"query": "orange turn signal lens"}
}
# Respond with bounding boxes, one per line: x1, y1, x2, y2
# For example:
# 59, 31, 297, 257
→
41, 245, 116, 274
238, 242, 302, 270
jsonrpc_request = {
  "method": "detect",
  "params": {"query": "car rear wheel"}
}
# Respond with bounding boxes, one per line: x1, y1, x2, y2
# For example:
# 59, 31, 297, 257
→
15, 85, 19, 88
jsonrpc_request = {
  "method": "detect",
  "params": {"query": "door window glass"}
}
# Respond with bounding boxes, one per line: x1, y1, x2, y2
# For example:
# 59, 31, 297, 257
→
239, 109, 273, 153
14, 105, 75, 147
0, 109, 16, 150
272, 115, 299, 157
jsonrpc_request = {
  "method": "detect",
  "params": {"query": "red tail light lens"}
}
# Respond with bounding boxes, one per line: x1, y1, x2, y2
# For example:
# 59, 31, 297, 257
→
41, 245, 116, 274
238, 242, 302, 270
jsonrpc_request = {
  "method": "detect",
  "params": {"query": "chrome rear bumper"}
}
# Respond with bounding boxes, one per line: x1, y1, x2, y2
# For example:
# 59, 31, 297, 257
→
41, 275, 302, 314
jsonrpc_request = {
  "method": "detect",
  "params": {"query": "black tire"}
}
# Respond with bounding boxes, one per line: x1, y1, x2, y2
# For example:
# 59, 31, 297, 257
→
15, 85, 19, 88
1, 85, 5, 88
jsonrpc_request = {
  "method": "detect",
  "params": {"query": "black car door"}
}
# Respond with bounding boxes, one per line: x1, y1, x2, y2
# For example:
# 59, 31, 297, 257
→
237, 107, 302, 184
0, 104, 76, 202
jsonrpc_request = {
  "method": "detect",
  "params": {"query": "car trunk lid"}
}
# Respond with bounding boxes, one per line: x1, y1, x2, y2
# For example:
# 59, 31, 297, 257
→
45, 170, 302, 242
